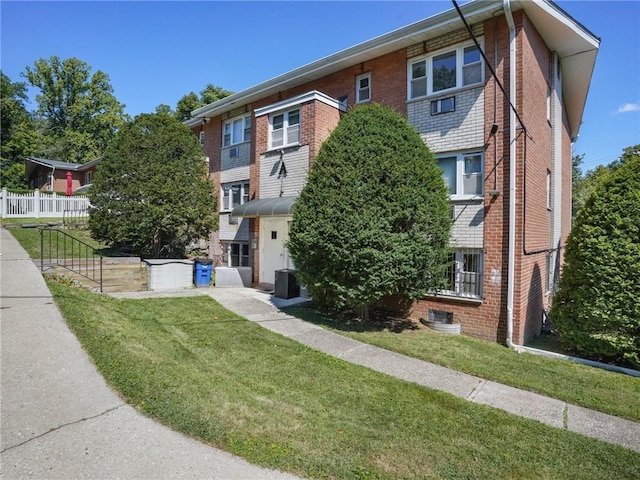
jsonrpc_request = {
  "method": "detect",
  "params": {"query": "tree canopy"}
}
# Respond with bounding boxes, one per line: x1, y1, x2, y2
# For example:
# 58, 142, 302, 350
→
173, 84, 233, 122
552, 145, 640, 368
23, 56, 128, 163
288, 103, 452, 317
1, 71, 37, 186
88, 112, 217, 258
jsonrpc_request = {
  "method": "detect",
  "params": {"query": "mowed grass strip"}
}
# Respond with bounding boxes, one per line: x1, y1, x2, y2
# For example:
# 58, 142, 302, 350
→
283, 306, 640, 423
49, 281, 639, 480
5, 222, 105, 260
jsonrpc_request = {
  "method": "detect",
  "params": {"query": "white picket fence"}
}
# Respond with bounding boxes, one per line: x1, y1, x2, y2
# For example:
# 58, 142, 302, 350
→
1, 188, 91, 219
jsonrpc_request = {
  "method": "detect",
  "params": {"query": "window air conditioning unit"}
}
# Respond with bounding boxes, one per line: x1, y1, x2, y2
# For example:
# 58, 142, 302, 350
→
229, 147, 239, 158
431, 96, 456, 115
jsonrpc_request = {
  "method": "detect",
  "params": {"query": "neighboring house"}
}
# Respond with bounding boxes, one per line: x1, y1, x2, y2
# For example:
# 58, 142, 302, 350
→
186, 0, 599, 346
25, 157, 99, 194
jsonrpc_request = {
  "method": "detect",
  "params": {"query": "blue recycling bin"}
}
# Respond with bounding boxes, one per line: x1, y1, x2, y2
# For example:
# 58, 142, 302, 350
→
194, 258, 213, 287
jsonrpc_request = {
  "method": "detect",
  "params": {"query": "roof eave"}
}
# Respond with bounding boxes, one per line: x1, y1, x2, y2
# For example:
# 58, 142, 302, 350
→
187, 0, 504, 122
515, 0, 600, 141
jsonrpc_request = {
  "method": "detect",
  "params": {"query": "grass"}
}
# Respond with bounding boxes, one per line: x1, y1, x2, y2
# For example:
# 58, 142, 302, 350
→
2, 217, 110, 259
48, 279, 639, 479
282, 305, 640, 423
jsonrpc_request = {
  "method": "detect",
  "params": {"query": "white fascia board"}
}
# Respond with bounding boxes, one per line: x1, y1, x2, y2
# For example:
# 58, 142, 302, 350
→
521, 0, 600, 51
515, 0, 600, 141
254, 91, 340, 118
188, 0, 502, 121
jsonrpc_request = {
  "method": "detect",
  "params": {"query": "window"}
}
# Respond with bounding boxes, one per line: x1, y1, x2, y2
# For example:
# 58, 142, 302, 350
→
546, 251, 558, 293
222, 242, 250, 267
230, 243, 250, 267
411, 60, 427, 98
338, 95, 348, 111
546, 169, 552, 210
408, 41, 484, 99
437, 152, 483, 198
444, 249, 483, 298
221, 181, 249, 211
546, 86, 551, 123
462, 45, 482, 86
222, 115, 251, 147
356, 73, 371, 103
433, 50, 456, 92
84, 171, 93, 184
270, 108, 300, 148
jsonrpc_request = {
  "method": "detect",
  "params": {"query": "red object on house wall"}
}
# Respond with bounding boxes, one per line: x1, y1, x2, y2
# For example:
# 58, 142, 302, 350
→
66, 171, 73, 196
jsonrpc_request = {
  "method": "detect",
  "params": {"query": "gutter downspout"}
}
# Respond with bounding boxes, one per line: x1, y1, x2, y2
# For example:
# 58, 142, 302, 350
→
497, 3, 640, 377
504, 0, 518, 350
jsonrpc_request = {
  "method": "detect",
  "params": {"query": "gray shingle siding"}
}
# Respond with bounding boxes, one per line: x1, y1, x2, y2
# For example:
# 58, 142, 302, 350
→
219, 214, 250, 242
259, 145, 310, 199
408, 87, 485, 153
450, 201, 484, 249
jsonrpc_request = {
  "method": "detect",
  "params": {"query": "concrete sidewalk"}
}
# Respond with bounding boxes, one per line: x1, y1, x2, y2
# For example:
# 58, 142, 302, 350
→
0, 227, 299, 480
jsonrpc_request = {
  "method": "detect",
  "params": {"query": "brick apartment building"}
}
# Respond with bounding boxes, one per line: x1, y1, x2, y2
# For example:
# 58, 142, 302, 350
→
186, 0, 599, 346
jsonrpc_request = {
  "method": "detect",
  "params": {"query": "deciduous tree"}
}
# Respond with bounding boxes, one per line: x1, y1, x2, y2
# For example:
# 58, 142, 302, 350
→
174, 84, 233, 121
24, 56, 128, 163
1, 71, 37, 186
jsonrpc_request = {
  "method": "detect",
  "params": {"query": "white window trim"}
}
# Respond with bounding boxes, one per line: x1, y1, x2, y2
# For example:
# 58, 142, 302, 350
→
269, 108, 300, 149
222, 114, 251, 148
407, 39, 484, 100
356, 72, 371, 103
221, 181, 249, 212
546, 169, 552, 210
443, 249, 483, 299
437, 151, 484, 200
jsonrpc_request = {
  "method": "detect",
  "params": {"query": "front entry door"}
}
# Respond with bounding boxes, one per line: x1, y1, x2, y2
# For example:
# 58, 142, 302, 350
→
260, 217, 293, 286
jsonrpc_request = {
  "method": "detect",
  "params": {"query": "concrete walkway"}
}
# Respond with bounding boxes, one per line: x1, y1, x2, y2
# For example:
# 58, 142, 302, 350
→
195, 288, 640, 454
0, 227, 299, 480
2, 225, 639, 480
113, 285, 640, 453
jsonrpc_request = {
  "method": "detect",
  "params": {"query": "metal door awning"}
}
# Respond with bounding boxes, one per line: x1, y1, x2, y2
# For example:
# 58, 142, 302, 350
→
230, 196, 297, 218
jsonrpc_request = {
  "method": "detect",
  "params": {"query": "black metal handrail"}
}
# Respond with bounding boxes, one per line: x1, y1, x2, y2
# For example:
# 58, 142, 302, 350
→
40, 227, 103, 292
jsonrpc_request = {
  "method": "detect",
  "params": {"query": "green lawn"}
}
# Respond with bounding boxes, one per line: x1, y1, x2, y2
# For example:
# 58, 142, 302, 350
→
282, 305, 640, 423
2, 218, 109, 259
48, 279, 639, 480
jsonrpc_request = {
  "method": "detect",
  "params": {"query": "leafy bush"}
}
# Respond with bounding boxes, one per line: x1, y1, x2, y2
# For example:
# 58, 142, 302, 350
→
88, 112, 217, 258
552, 147, 640, 368
288, 103, 451, 317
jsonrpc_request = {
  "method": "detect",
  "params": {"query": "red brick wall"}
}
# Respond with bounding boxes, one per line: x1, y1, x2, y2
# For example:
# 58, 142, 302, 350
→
514, 12, 554, 344
190, 12, 568, 345
398, 18, 511, 343
308, 100, 342, 167
192, 119, 223, 261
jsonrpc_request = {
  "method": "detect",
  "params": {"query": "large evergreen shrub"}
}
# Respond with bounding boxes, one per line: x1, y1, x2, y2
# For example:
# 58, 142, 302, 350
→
552, 147, 640, 368
88, 113, 217, 258
288, 103, 451, 317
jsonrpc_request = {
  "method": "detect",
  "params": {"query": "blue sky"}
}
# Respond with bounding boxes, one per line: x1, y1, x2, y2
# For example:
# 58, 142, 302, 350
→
2, 1, 638, 171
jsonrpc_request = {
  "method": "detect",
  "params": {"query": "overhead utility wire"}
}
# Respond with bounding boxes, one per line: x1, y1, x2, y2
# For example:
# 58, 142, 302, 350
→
451, 0, 528, 135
